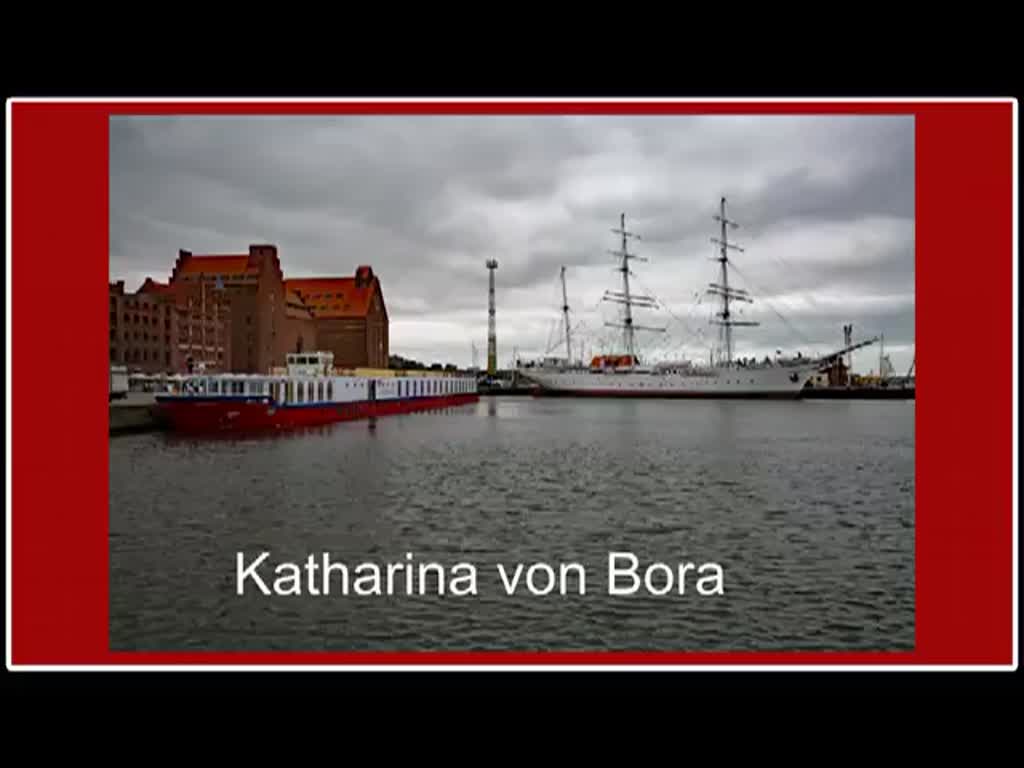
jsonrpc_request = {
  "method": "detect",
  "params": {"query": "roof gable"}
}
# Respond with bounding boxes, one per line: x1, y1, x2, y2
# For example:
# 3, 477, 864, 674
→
283, 274, 382, 319
137, 277, 173, 294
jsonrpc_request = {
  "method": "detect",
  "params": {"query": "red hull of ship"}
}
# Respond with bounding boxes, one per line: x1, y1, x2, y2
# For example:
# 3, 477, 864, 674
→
154, 394, 479, 435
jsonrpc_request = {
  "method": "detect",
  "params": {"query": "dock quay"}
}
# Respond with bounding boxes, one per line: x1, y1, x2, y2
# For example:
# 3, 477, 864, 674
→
476, 369, 536, 396
110, 392, 163, 435
478, 384, 537, 396
801, 385, 915, 400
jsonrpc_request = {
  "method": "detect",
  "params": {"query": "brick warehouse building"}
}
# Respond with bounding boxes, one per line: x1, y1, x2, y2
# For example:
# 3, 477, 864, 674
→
109, 278, 232, 373
284, 266, 389, 370
110, 244, 389, 374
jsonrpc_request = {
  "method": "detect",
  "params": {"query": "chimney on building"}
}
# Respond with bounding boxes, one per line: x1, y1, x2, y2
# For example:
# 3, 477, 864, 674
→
355, 265, 374, 287
248, 243, 277, 262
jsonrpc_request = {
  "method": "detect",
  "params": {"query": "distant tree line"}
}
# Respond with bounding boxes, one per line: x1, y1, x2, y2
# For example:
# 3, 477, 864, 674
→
389, 354, 458, 372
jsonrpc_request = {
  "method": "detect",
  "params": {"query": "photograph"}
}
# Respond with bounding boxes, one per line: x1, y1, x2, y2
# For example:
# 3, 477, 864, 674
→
106, 112, 917, 653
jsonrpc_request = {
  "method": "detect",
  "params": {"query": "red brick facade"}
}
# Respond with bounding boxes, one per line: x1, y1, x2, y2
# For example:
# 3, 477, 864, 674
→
109, 278, 232, 374
111, 244, 389, 374
285, 266, 389, 369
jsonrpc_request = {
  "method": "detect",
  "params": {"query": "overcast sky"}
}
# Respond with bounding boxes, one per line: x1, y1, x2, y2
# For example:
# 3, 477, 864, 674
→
109, 113, 915, 375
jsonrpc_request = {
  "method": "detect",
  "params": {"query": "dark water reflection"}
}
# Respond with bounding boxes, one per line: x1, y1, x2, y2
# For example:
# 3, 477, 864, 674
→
109, 397, 915, 652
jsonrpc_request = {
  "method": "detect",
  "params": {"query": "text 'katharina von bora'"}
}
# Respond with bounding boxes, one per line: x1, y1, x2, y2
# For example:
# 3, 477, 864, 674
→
236, 551, 725, 597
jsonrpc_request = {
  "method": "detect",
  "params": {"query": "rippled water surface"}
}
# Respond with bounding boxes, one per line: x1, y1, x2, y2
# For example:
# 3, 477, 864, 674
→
109, 396, 915, 651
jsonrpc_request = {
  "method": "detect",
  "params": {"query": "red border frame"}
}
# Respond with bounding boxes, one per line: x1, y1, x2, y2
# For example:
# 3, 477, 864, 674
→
7, 99, 1016, 668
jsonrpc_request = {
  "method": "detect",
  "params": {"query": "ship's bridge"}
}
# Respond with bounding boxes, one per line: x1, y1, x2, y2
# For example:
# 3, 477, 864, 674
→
285, 350, 334, 377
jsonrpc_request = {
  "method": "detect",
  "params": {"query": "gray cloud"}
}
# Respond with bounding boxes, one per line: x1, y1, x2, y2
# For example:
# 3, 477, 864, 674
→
110, 113, 915, 374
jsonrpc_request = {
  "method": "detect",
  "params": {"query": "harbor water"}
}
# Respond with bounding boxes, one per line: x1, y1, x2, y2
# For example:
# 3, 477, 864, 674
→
109, 396, 915, 652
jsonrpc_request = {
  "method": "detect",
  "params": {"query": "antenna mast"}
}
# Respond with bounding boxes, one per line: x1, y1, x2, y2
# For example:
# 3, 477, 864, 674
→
486, 259, 498, 375
604, 212, 662, 363
707, 196, 757, 366
560, 265, 572, 364
843, 323, 853, 377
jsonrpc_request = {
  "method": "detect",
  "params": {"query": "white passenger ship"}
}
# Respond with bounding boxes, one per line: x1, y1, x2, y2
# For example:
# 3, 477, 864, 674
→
154, 351, 479, 434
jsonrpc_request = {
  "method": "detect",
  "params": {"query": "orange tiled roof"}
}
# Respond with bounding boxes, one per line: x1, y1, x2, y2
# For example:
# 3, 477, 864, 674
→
178, 254, 252, 275
284, 274, 380, 319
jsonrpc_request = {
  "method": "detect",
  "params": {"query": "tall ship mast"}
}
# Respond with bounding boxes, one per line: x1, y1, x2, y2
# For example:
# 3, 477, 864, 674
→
708, 196, 758, 366
560, 265, 573, 364
601, 213, 663, 364
520, 196, 877, 398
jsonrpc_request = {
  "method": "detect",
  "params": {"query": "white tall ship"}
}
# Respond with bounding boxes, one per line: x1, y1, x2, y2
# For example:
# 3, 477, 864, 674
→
521, 197, 876, 399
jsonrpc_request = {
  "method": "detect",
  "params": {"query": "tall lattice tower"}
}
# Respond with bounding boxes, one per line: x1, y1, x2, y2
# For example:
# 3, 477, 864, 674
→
843, 323, 853, 376
486, 259, 499, 375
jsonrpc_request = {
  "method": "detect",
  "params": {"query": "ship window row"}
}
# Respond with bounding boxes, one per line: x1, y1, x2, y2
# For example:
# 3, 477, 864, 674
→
265, 378, 375, 404
393, 378, 468, 398
209, 380, 251, 395
396, 378, 465, 397
199, 376, 470, 403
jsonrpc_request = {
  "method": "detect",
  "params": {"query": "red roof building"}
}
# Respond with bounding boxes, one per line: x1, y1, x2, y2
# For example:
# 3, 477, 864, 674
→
284, 265, 389, 369
109, 245, 390, 374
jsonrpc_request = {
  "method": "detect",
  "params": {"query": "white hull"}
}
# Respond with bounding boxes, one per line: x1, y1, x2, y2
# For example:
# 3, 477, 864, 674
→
521, 362, 820, 398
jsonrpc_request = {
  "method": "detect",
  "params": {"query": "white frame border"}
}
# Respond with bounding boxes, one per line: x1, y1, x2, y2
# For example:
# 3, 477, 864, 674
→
5, 96, 1018, 672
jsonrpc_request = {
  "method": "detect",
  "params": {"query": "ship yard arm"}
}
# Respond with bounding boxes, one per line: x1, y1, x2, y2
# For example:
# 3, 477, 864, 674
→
809, 336, 881, 367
